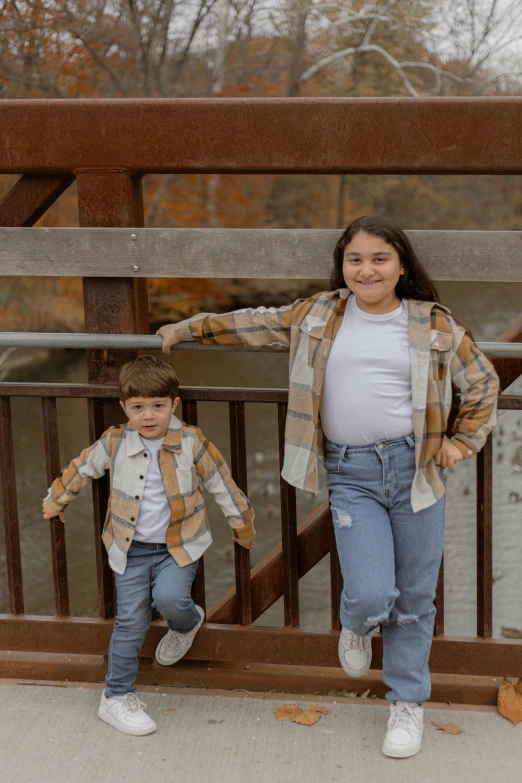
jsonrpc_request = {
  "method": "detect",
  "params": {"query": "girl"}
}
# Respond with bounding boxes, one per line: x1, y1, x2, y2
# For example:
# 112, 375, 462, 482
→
157, 216, 499, 758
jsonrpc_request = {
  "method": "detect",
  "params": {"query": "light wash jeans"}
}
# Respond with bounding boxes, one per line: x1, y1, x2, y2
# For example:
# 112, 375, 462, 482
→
325, 434, 445, 704
105, 541, 199, 698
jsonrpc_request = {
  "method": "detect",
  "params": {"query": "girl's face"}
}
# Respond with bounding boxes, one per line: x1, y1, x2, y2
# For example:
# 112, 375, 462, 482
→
342, 231, 404, 312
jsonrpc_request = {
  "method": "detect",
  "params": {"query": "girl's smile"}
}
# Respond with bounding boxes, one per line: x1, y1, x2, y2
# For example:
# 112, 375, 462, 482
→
343, 231, 404, 314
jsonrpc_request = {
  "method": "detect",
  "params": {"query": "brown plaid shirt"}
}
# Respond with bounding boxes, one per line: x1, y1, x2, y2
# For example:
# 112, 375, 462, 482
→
171, 290, 499, 512
48, 416, 255, 574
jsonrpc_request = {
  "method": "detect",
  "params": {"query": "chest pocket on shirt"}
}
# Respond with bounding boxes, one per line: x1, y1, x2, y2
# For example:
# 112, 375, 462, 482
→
299, 315, 327, 365
430, 331, 453, 382
176, 466, 197, 497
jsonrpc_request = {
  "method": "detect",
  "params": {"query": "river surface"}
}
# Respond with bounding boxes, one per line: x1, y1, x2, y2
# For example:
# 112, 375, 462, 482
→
1, 282, 521, 637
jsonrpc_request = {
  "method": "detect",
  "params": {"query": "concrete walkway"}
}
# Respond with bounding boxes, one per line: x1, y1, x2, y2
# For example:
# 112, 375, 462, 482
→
1, 680, 521, 783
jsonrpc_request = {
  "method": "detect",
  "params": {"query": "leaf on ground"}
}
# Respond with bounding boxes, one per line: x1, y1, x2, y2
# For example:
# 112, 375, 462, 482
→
309, 704, 332, 715
498, 678, 522, 726
431, 721, 464, 735
275, 704, 330, 726
164, 707, 176, 712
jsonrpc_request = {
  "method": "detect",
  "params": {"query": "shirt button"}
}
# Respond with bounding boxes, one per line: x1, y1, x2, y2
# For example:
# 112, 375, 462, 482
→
130, 517, 135, 522
135, 495, 140, 500
468, 449, 473, 455
143, 453, 148, 458
139, 475, 144, 480
125, 537, 130, 542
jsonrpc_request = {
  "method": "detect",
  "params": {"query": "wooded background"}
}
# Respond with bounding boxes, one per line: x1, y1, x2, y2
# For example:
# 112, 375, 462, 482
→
1, 0, 522, 333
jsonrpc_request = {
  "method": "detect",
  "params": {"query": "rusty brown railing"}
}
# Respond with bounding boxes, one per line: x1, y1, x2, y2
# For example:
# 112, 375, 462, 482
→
1, 98, 522, 700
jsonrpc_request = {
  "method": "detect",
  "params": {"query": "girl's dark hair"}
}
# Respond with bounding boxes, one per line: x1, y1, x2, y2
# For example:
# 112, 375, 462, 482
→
330, 215, 441, 303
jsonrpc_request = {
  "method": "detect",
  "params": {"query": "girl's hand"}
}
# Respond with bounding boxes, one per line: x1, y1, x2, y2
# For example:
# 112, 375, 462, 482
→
433, 436, 464, 469
156, 324, 180, 355
42, 498, 66, 523
236, 533, 256, 550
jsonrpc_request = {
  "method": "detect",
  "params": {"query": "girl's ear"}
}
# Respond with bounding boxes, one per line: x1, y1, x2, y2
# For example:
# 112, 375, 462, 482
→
119, 400, 127, 414
172, 396, 181, 412
400, 266, 405, 275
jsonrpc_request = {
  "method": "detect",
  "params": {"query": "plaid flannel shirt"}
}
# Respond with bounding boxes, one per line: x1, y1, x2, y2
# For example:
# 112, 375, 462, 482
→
171, 290, 499, 512
48, 415, 254, 574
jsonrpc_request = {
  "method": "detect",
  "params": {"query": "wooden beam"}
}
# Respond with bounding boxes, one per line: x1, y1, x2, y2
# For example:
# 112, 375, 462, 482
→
1, 616, 521, 677
0, 653, 506, 706
0, 175, 74, 227
1, 228, 522, 281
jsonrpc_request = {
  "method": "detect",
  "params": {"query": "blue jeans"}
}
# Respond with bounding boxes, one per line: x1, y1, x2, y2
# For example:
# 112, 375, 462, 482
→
325, 434, 445, 704
105, 542, 199, 698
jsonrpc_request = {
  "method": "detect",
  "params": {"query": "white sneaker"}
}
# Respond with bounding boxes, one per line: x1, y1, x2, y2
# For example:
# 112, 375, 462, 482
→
98, 692, 157, 736
155, 605, 205, 666
382, 701, 424, 758
338, 627, 373, 677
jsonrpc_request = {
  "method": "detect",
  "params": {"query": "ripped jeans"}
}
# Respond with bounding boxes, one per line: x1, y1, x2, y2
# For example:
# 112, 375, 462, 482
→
325, 434, 445, 704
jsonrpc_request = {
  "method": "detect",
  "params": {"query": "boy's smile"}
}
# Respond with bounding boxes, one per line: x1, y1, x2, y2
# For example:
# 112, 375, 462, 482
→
120, 396, 180, 440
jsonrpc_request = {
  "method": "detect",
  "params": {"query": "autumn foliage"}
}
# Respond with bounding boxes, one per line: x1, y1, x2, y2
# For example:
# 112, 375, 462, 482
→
1, 1, 522, 332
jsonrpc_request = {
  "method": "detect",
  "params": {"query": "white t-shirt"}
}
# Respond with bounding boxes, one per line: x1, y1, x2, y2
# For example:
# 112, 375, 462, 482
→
320, 295, 413, 446
134, 436, 171, 543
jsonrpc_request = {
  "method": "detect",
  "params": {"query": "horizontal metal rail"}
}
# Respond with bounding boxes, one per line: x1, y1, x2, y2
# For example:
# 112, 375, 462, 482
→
2, 98, 522, 175
1, 332, 521, 358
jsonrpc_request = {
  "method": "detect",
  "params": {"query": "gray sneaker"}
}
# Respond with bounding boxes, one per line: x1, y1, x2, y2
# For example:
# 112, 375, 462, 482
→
338, 626, 373, 677
155, 605, 205, 666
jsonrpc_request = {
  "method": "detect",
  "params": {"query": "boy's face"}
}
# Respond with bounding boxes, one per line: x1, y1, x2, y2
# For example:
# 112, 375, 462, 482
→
120, 396, 180, 440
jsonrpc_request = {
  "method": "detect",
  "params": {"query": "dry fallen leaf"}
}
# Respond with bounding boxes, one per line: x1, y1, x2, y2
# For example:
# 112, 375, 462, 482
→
431, 721, 464, 735
164, 707, 176, 712
498, 678, 522, 726
309, 704, 332, 715
275, 704, 331, 726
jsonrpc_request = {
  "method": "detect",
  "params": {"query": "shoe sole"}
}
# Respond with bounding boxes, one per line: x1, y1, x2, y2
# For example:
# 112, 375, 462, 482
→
338, 634, 372, 678
98, 709, 157, 736
156, 607, 205, 666
381, 742, 422, 759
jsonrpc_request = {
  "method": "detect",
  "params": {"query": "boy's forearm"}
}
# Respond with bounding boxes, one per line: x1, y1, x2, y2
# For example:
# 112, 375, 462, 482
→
49, 436, 111, 507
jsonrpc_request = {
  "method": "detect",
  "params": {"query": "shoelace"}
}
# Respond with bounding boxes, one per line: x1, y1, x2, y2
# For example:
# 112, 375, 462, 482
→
343, 630, 369, 651
163, 631, 183, 656
388, 703, 422, 733
122, 693, 147, 712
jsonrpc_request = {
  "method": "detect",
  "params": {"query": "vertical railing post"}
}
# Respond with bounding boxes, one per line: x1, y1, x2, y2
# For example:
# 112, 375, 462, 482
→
41, 397, 70, 617
229, 401, 252, 625
477, 434, 493, 638
0, 397, 24, 615
277, 403, 299, 627
77, 171, 149, 620
182, 399, 206, 613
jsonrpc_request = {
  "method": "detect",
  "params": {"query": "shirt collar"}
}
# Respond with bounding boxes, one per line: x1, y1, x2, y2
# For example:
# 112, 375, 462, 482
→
125, 414, 183, 456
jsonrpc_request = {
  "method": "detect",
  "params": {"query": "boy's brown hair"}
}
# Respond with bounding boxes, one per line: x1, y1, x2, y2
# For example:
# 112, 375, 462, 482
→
119, 355, 179, 401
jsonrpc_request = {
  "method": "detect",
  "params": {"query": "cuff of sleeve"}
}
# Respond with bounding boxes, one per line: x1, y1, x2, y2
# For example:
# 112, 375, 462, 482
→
230, 518, 255, 539
173, 320, 194, 343
451, 437, 476, 459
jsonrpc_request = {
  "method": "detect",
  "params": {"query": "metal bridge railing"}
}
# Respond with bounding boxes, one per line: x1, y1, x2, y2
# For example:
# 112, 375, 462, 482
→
1, 332, 522, 358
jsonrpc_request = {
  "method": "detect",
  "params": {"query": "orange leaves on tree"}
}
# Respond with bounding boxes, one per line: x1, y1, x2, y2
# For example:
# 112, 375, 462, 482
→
275, 703, 331, 726
498, 678, 522, 726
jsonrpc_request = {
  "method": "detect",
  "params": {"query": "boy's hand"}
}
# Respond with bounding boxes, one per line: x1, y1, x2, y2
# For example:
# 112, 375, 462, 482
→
433, 436, 464, 469
236, 533, 256, 550
156, 324, 180, 355
42, 498, 66, 524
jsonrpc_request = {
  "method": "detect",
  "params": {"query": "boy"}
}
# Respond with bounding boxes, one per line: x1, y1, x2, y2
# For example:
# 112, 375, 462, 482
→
42, 355, 255, 736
